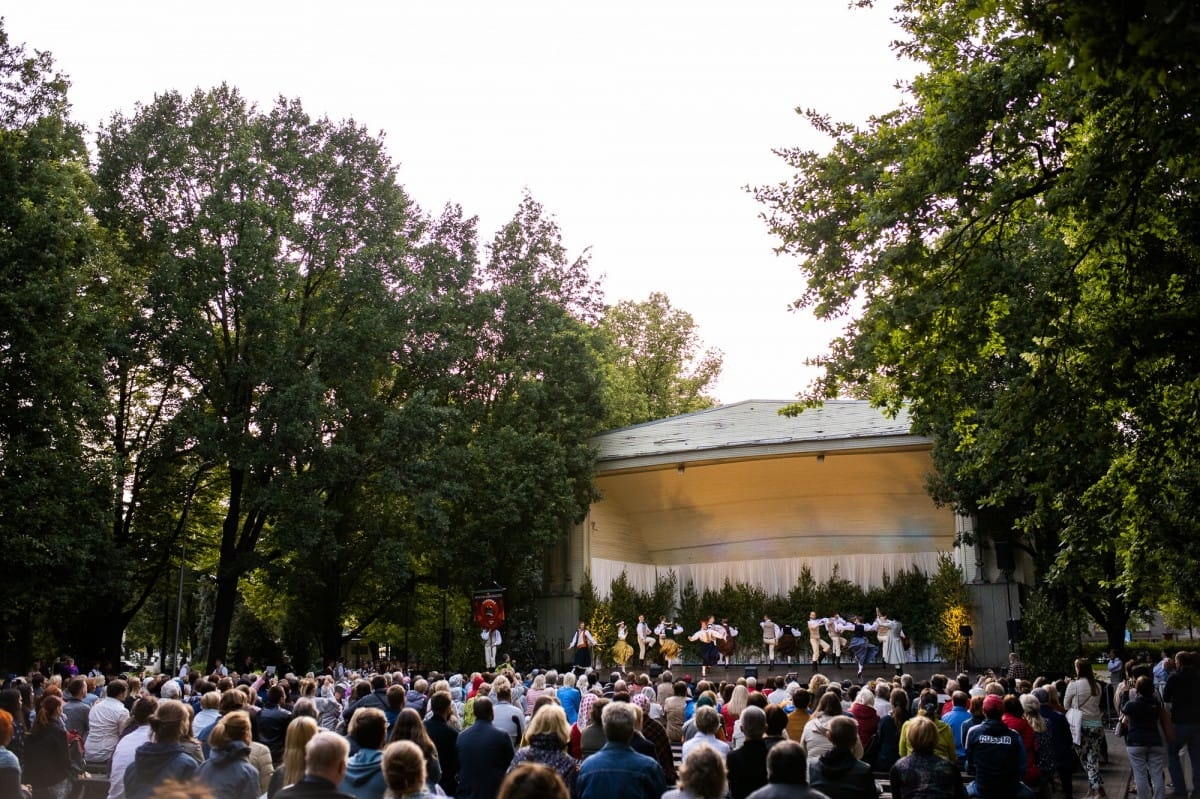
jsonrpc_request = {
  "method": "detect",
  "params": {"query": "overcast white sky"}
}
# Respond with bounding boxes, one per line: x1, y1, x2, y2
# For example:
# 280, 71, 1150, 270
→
5, 2, 913, 404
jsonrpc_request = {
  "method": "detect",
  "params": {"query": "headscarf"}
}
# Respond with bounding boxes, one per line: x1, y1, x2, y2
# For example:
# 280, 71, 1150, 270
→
631, 693, 650, 716
577, 692, 597, 731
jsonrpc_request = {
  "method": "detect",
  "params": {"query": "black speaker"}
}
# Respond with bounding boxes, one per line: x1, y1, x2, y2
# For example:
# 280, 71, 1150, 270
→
649, 664, 663, 681
994, 540, 1016, 572
744, 666, 758, 679
959, 625, 973, 638
1007, 618, 1023, 642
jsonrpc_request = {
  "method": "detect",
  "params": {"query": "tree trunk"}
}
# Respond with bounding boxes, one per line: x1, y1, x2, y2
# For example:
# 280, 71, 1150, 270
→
207, 567, 239, 667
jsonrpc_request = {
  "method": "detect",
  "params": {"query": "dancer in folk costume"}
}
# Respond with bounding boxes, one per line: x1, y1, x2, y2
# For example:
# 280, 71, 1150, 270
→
689, 617, 720, 677
760, 614, 781, 667
567, 621, 598, 669
777, 623, 800, 664
875, 609, 907, 675
825, 613, 850, 668
847, 614, 879, 677
611, 621, 634, 670
655, 616, 684, 667
715, 618, 738, 666
635, 614, 656, 665
806, 611, 832, 673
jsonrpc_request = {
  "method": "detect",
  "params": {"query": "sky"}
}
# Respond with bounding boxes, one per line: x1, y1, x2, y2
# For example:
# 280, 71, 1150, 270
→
4, 2, 914, 404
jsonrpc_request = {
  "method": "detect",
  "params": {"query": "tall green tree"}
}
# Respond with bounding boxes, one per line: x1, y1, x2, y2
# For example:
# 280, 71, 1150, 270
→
599, 292, 723, 428
755, 0, 1200, 651
0, 23, 111, 670
438, 194, 609, 646
95, 85, 422, 665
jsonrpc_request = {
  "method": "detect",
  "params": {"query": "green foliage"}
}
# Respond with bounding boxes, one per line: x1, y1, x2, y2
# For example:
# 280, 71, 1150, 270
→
598, 292, 723, 428
1017, 584, 1088, 679
928, 554, 975, 662
756, 0, 1200, 649
583, 558, 967, 665
0, 21, 114, 669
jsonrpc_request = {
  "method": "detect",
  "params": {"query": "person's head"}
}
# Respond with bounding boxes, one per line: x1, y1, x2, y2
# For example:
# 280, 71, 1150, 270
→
816, 691, 842, 717
473, 696, 494, 722
982, 694, 1004, 721
106, 679, 128, 701
1075, 658, 1096, 684
578, 621, 586, 630
281, 716, 319, 791
149, 699, 190, 744
1136, 675, 1156, 698
0, 709, 12, 748
918, 689, 940, 718
600, 700, 638, 743
855, 687, 875, 707
386, 684, 406, 711
389, 708, 434, 753
370, 674, 387, 691
348, 707, 387, 750
305, 732, 349, 785
497, 763, 569, 799
34, 694, 63, 730
524, 703, 570, 747
677, 743, 728, 799
765, 740, 809, 785
951, 690, 968, 708
67, 677, 87, 699
756, 704, 784, 737
904, 714, 938, 755
826, 715, 859, 749
430, 690, 452, 719
740, 705, 766, 741
694, 704, 721, 736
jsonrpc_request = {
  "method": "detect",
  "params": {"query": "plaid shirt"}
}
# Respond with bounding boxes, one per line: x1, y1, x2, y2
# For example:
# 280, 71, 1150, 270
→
639, 715, 677, 784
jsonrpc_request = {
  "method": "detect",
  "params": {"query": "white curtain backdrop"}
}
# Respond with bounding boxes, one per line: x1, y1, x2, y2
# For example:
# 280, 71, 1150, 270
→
590, 552, 947, 600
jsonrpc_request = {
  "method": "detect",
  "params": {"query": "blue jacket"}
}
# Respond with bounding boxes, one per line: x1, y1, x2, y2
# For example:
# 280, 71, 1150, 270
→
197, 741, 261, 799
965, 718, 1026, 798
124, 742, 199, 799
576, 741, 665, 799
455, 719, 514, 799
338, 747, 386, 799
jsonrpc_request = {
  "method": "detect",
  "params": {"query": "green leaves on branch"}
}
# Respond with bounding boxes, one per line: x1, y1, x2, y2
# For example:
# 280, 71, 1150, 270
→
756, 0, 1200, 651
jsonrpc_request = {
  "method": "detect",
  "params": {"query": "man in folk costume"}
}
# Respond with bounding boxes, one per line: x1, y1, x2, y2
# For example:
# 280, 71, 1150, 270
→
825, 613, 850, 668
480, 627, 502, 669
806, 611, 832, 673
636, 614, 656, 665
568, 621, 598, 670
760, 614, 781, 668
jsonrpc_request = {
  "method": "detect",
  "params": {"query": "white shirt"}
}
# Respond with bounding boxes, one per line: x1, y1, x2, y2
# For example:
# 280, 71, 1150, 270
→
682, 731, 730, 759
807, 617, 827, 638
637, 620, 651, 640
569, 629, 597, 648
761, 620, 780, 641
85, 696, 130, 763
107, 724, 151, 799
480, 628, 502, 645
